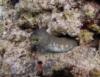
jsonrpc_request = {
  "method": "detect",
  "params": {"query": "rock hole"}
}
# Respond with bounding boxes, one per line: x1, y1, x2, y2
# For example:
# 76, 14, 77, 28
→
10, 0, 19, 6
52, 68, 74, 77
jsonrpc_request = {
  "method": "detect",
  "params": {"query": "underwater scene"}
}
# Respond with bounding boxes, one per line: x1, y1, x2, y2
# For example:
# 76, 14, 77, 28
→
0, 0, 100, 77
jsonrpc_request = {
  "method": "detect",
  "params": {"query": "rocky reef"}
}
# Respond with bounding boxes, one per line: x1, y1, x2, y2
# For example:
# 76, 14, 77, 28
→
0, 0, 100, 77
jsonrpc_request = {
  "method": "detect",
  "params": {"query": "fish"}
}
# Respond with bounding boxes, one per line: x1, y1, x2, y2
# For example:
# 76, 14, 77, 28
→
31, 28, 78, 53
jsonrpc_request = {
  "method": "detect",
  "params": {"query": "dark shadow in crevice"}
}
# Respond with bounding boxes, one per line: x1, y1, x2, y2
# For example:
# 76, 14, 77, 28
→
52, 68, 74, 77
54, 33, 79, 45
9, 0, 19, 6
19, 23, 31, 30
88, 34, 100, 50
84, 0, 100, 5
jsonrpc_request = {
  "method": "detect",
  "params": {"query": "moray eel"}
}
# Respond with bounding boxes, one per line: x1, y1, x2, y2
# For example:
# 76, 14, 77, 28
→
31, 28, 78, 53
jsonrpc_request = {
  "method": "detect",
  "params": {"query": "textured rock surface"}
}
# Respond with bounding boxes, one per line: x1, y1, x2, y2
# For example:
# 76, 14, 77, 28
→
0, 0, 100, 77
0, 27, 34, 76
36, 46, 100, 76
15, 0, 83, 37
